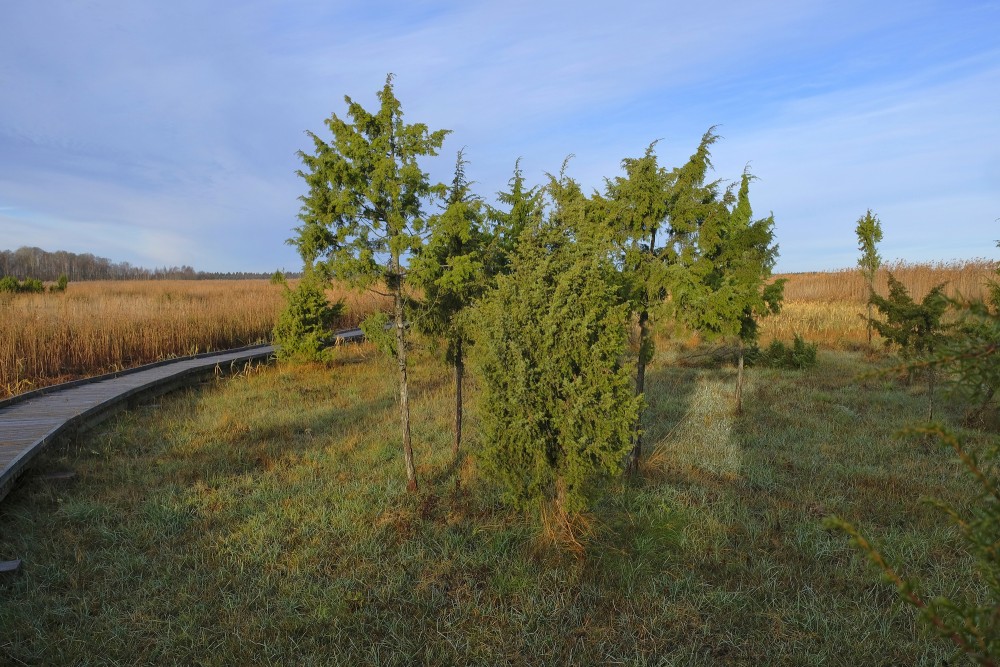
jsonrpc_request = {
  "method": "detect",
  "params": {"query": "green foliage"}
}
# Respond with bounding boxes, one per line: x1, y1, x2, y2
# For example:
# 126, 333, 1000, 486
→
474, 175, 641, 515
359, 311, 396, 358
855, 209, 883, 286
669, 166, 784, 347
830, 244, 1000, 665
411, 150, 489, 363
856, 209, 883, 344
0, 275, 46, 293
269, 270, 286, 286
289, 74, 448, 491
755, 334, 818, 369
49, 274, 69, 293
486, 158, 543, 274
272, 271, 344, 362
869, 274, 948, 359
290, 73, 449, 287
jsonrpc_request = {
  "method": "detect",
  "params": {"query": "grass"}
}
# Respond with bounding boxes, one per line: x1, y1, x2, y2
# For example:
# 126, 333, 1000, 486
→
0, 279, 389, 398
1, 340, 990, 665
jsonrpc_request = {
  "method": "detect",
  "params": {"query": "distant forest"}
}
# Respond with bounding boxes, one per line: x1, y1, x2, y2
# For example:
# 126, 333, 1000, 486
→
0, 247, 288, 281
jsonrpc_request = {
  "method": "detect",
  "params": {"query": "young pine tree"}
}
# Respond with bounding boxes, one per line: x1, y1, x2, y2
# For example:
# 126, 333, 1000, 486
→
869, 274, 948, 419
669, 167, 784, 412
272, 268, 344, 362
474, 171, 640, 517
856, 209, 884, 345
411, 150, 490, 456
290, 74, 449, 492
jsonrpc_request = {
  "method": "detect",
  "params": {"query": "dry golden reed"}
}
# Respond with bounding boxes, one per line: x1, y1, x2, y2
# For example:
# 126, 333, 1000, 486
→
761, 259, 997, 349
776, 259, 996, 304
0, 279, 388, 397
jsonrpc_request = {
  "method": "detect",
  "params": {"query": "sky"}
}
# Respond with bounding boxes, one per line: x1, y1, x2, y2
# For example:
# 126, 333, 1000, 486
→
1, 0, 998, 274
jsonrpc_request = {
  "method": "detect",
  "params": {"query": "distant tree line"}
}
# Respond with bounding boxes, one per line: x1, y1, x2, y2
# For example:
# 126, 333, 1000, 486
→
0, 246, 293, 282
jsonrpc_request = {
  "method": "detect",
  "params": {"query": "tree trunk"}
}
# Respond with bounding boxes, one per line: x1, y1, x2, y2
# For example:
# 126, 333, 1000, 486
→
866, 301, 873, 345
453, 337, 463, 458
625, 309, 650, 476
392, 258, 417, 492
927, 365, 935, 422
735, 342, 745, 414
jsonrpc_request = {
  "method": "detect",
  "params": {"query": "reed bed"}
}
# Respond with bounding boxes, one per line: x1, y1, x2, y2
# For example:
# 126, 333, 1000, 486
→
763, 259, 997, 349
0, 280, 388, 397
776, 259, 997, 304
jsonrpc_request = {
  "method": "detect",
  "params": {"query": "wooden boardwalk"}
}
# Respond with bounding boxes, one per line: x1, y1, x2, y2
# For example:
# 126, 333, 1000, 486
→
0, 344, 272, 503
0, 328, 366, 505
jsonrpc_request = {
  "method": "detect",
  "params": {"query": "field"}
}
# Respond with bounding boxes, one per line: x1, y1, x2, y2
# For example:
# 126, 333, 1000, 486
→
0, 261, 996, 664
1, 343, 990, 664
0, 279, 389, 397
762, 259, 996, 349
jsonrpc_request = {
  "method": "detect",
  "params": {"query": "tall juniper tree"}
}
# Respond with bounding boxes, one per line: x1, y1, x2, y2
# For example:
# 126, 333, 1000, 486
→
606, 130, 720, 473
411, 150, 489, 456
670, 166, 784, 412
290, 75, 449, 492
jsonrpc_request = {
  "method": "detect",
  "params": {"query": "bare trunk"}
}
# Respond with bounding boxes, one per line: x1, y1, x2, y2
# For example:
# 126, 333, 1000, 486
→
453, 337, 463, 458
625, 309, 649, 476
392, 257, 417, 492
927, 366, 935, 422
735, 342, 745, 414
866, 302, 873, 345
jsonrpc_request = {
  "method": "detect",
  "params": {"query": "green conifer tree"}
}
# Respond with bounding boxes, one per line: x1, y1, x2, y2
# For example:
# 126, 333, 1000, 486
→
606, 130, 721, 472
290, 74, 449, 492
411, 150, 490, 456
474, 170, 640, 516
670, 167, 784, 412
856, 209, 884, 345
272, 268, 344, 362
869, 274, 948, 419
486, 158, 543, 274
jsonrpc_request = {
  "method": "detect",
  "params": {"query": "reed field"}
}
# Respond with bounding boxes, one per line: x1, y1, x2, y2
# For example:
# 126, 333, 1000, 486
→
0, 280, 388, 398
0, 260, 994, 397
761, 259, 998, 349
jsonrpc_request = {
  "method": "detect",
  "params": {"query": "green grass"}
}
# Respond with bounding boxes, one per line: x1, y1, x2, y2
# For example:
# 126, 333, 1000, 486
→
0, 344, 990, 665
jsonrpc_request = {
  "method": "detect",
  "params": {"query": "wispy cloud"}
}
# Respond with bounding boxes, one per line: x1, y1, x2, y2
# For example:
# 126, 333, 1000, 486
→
0, 0, 997, 272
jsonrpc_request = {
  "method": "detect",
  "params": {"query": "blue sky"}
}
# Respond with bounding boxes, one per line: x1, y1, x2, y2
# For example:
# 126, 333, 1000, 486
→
1, 0, 997, 273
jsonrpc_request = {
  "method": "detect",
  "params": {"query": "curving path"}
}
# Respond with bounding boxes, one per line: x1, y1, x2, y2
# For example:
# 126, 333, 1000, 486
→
0, 328, 364, 505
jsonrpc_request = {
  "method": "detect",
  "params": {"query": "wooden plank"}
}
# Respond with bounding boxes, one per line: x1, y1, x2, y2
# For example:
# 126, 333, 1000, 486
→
0, 344, 276, 503
0, 559, 22, 575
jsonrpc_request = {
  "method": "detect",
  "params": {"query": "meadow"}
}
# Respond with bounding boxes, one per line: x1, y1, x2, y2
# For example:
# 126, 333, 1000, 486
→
0, 260, 995, 664
0, 341, 989, 664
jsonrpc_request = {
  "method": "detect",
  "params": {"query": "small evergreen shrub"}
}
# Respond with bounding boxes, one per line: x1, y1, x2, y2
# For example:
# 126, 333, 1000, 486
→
21, 278, 45, 293
756, 334, 818, 369
50, 274, 69, 293
0, 276, 47, 293
272, 272, 343, 362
